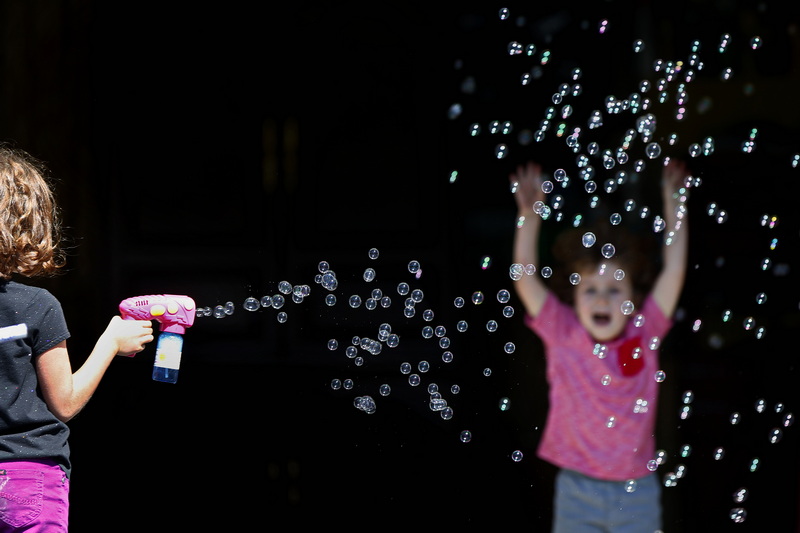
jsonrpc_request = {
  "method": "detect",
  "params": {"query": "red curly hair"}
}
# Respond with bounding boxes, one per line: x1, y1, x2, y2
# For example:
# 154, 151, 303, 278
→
0, 144, 65, 279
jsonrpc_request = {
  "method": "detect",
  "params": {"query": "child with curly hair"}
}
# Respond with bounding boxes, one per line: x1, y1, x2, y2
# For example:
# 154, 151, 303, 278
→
0, 144, 154, 532
510, 159, 689, 532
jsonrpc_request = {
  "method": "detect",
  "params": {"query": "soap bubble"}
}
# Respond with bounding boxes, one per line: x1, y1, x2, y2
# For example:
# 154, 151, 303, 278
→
353, 395, 376, 414
729, 508, 747, 524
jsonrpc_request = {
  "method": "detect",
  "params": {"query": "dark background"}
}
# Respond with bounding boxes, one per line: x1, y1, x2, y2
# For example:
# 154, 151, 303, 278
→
1, 1, 799, 531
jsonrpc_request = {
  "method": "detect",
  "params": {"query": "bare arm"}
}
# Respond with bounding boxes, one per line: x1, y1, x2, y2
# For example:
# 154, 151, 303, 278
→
34, 316, 154, 422
651, 158, 690, 318
510, 161, 550, 318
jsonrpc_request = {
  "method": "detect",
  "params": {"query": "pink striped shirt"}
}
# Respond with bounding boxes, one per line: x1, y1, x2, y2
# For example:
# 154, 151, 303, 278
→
525, 292, 672, 480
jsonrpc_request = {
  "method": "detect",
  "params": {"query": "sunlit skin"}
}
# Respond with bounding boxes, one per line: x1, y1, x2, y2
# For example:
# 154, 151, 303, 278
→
573, 260, 634, 342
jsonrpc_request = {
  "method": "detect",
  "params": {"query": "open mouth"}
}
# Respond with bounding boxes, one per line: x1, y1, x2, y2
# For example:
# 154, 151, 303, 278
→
593, 313, 611, 326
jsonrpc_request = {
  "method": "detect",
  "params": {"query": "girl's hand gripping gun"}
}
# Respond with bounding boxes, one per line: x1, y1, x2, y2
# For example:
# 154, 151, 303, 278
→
119, 295, 196, 384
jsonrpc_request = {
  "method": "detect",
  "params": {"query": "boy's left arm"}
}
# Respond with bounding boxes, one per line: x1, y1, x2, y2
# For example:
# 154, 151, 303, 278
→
652, 158, 690, 319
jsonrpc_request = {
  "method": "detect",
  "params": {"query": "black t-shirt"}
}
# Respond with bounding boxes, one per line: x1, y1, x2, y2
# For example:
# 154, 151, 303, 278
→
0, 279, 72, 476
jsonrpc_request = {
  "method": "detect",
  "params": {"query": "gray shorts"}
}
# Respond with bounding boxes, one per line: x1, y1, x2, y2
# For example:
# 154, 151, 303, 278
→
553, 468, 662, 533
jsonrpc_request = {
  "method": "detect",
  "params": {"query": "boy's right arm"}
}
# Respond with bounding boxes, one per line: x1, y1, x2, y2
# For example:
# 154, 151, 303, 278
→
510, 161, 550, 318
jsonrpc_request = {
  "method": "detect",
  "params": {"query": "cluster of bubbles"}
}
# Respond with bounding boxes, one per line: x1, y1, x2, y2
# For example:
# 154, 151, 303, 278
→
196, 247, 519, 436
651, 391, 794, 523
194, 283, 295, 323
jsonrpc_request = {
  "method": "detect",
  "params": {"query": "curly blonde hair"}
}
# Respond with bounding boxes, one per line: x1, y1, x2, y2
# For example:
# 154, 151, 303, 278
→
0, 144, 65, 279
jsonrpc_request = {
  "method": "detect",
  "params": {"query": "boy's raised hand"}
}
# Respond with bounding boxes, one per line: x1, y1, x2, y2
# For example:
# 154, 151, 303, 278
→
510, 161, 545, 214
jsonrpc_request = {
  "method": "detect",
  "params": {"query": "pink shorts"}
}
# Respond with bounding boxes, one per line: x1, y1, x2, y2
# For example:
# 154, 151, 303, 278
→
0, 460, 69, 532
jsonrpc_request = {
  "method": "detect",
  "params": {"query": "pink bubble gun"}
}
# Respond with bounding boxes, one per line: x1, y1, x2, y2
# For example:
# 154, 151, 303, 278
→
119, 294, 196, 384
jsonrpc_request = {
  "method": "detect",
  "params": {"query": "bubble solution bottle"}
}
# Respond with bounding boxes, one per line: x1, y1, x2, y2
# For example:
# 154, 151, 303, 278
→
153, 331, 184, 384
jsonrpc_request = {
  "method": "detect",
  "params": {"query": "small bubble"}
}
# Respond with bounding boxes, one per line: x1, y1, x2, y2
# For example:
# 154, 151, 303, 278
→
729, 508, 747, 524
460, 430, 473, 443
755, 398, 766, 413
499, 397, 511, 411
646, 142, 662, 159
511, 450, 524, 462
621, 300, 635, 315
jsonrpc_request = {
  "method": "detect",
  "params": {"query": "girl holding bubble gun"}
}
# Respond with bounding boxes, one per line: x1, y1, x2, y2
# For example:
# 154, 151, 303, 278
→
510, 158, 689, 532
0, 144, 154, 532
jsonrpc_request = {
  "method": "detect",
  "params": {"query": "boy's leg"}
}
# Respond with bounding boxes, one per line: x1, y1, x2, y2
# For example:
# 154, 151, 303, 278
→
552, 468, 606, 533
